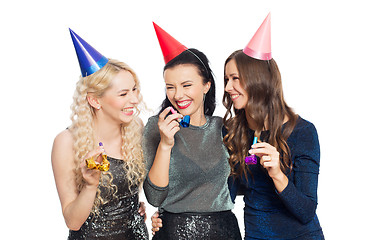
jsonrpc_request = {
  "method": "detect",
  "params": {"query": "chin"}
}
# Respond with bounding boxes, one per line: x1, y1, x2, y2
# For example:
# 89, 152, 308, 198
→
120, 116, 134, 124
233, 103, 244, 110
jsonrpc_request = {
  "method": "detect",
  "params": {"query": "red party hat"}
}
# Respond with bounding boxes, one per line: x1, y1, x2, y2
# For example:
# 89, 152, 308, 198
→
243, 13, 272, 60
153, 22, 188, 64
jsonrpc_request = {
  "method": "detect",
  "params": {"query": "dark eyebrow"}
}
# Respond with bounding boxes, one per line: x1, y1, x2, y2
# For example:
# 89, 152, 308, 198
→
165, 80, 193, 87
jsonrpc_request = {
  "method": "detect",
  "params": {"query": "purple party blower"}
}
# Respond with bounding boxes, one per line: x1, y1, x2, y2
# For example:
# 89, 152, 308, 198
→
245, 136, 258, 165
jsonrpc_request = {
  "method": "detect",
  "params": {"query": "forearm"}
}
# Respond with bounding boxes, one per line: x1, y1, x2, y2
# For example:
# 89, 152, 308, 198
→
63, 184, 98, 231
277, 179, 318, 224
271, 172, 288, 194
148, 142, 172, 187
143, 176, 169, 207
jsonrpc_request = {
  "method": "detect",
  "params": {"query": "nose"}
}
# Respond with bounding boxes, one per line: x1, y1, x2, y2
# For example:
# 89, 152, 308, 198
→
225, 79, 233, 92
129, 91, 139, 104
174, 87, 184, 101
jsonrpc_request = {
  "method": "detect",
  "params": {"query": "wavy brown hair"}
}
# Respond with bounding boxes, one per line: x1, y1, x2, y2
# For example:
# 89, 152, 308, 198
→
69, 59, 146, 215
223, 50, 298, 180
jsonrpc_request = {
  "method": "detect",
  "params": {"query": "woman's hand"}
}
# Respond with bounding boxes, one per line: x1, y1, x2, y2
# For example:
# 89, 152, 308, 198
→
138, 201, 147, 221
151, 211, 163, 235
249, 142, 288, 192
80, 146, 105, 188
158, 107, 183, 148
249, 142, 281, 178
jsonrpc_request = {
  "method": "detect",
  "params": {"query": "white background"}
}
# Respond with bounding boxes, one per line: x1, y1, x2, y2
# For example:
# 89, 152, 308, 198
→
1, 0, 371, 239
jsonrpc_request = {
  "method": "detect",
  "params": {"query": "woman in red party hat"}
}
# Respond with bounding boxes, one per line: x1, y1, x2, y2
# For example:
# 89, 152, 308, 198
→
51, 29, 149, 239
143, 22, 241, 239
224, 13, 324, 239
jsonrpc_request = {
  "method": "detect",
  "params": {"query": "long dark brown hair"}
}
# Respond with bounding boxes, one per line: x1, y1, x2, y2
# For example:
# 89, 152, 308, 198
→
223, 50, 298, 180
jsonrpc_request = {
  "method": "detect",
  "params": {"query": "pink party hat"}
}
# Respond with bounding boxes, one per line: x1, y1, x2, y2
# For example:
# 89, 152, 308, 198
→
243, 13, 272, 60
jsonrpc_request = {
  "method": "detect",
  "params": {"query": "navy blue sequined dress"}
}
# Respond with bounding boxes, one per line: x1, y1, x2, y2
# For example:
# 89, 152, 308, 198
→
229, 117, 324, 239
68, 157, 149, 240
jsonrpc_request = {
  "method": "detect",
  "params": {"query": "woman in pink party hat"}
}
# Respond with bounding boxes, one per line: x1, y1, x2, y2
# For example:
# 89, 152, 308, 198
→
51, 29, 149, 239
224, 13, 324, 239
143, 22, 241, 240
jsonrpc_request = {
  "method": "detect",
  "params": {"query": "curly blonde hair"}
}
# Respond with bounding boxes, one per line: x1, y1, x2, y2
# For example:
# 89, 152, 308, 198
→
69, 59, 146, 214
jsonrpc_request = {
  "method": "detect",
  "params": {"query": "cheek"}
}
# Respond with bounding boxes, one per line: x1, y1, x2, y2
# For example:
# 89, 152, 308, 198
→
105, 97, 125, 109
166, 90, 175, 101
189, 87, 203, 99
237, 83, 247, 95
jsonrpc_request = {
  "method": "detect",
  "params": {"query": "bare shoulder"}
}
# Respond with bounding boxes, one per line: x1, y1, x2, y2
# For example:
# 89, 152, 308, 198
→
52, 129, 74, 166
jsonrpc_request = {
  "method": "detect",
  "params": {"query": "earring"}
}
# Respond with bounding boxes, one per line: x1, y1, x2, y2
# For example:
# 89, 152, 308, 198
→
97, 106, 101, 110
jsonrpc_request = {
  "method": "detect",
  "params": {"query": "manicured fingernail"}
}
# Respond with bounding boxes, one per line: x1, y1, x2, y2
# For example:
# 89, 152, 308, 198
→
169, 107, 176, 114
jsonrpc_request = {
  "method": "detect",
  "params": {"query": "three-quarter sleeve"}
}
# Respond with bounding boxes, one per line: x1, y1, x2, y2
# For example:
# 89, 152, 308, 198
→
277, 122, 320, 224
142, 116, 169, 207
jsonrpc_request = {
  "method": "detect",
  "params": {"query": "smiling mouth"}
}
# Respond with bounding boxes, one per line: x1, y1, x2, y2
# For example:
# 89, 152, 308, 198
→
230, 94, 240, 100
122, 107, 134, 115
176, 100, 192, 109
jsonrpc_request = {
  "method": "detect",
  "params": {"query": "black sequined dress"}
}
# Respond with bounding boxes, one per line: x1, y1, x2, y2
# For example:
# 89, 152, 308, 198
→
68, 157, 149, 240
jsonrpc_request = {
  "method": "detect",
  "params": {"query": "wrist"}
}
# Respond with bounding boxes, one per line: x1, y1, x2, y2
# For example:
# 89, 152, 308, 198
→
271, 172, 288, 193
271, 171, 287, 182
158, 141, 173, 151
84, 183, 99, 191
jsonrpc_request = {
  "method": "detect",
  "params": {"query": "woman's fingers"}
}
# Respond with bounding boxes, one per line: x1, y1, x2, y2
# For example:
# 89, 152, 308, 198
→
260, 155, 273, 167
159, 107, 183, 123
151, 211, 162, 229
81, 147, 105, 165
249, 142, 277, 157
138, 202, 147, 221
159, 107, 172, 120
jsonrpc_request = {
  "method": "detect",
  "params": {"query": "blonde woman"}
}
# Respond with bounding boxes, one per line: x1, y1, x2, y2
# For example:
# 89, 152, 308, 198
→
51, 30, 149, 239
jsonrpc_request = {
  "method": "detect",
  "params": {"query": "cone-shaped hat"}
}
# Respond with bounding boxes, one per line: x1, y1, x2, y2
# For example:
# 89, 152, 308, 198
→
243, 13, 272, 60
69, 29, 109, 77
153, 22, 188, 64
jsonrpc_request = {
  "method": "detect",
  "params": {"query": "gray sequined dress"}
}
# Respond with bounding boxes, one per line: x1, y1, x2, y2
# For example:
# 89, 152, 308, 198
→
68, 157, 149, 240
143, 115, 234, 212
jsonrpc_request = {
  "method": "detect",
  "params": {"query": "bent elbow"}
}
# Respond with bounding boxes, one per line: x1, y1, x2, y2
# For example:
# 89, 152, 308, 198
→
297, 203, 317, 224
144, 187, 167, 207
143, 176, 168, 207
66, 221, 83, 231
64, 217, 84, 231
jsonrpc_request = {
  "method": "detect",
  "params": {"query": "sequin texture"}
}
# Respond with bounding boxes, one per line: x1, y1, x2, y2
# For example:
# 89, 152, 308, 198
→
152, 211, 241, 240
229, 117, 324, 239
68, 157, 149, 240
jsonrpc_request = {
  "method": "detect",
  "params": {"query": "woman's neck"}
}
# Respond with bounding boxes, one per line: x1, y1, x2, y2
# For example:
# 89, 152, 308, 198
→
93, 117, 123, 158
245, 112, 289, 131
190, 105, 207, 126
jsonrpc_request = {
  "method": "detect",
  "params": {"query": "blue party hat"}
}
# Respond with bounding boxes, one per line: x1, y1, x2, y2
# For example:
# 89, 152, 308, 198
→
69, 29, 108, 77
